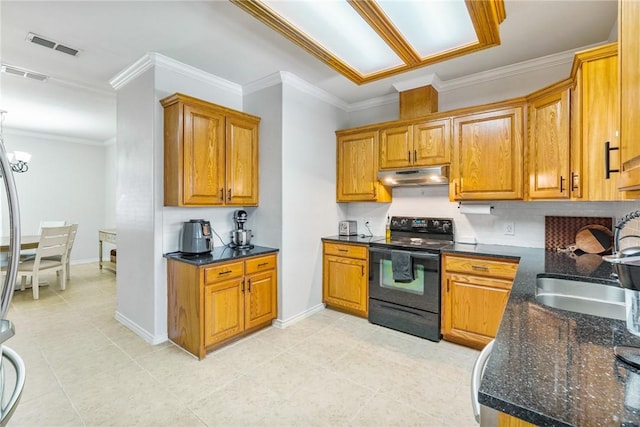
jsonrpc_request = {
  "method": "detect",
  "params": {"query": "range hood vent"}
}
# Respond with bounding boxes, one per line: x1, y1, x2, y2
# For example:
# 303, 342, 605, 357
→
378, 166, 450, 187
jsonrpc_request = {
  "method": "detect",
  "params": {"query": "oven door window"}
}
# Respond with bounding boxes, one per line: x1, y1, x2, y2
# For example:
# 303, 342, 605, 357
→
380, 260, 424, 295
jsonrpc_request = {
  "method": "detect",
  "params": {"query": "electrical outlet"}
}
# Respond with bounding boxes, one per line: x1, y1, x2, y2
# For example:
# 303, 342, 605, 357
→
503, 222, 515, 236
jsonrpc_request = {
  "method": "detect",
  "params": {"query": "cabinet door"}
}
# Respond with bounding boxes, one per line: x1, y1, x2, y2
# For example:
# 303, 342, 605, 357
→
442, 273, 512, 349
619, 0, 640, 191
451, 107, 524, 200
323, 254, 368, 317
582, 54, 622, 200
413, 118, 451, 166
245, 269, 277, 330
379, 125, 413, 169
226, 114, 259, 206
336, 131, 391, 202
183, 104, 226, 205
528, 89, 570, 199
203, 278, 244, 347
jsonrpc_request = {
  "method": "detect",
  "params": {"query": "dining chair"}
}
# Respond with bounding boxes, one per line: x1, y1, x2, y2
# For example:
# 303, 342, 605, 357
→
43, 224, 78, 282
17, 226, 71, 300
19, 220, 67, 262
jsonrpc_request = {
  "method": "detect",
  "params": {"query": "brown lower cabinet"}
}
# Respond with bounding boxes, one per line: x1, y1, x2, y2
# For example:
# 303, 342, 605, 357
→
167, 253, 277, 359
441, 254, 519, 349
322, 241, 368, 317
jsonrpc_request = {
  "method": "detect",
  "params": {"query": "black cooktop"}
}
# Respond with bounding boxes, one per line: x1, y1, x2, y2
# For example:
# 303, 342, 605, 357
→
369, 216, 454, 253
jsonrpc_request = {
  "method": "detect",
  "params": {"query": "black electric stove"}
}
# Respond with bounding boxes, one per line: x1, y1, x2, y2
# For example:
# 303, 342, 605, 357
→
368, 216, 454, 341
369, 216, 454, 253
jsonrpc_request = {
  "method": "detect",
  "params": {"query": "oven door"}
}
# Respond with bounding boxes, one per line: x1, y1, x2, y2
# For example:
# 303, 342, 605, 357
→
368, 246, 440, 313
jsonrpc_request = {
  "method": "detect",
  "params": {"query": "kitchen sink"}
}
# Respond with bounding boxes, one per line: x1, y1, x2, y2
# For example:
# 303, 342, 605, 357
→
535, 276, 626, 320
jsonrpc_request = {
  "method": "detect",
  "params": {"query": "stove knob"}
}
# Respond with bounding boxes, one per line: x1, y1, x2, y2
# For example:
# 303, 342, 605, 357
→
400, 218, 408, 226
442, 222, 450, 232
432, 220, 439, 228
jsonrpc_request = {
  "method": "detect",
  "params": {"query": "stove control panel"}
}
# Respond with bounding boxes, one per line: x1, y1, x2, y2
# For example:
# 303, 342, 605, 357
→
390, 216, 454, 235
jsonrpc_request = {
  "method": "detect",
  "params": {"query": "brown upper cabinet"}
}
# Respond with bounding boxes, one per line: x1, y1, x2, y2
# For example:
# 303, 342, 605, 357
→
450, 104, 525, 201
618, 0, 640, 191
570, 43, 623, 201
526, 82, 571, 199
336, 129, 392, 203
379, 119, 451, 170
161, 93, 260, 207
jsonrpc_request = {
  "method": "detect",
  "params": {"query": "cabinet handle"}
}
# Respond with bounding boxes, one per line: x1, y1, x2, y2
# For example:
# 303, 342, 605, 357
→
373, 186, 377, 198
361, 265, 364, 276
407, 150, 411, 162
570, 172, 578, 191
247, 279, 252, 292
471, 265, 489, 272
559, 176, 565, 193
228, 188, 232, 200
220, 188, 224, 201
219, 270, 232, 275
241, 279, 245, 293
413, 150, 417, 163
605, 141, 620, 179
447, 279, 450, 292
338, 249, 348, 253
258, 262, 268, 267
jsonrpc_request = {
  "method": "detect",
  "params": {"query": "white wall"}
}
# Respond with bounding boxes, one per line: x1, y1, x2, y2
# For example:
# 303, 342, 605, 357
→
3, 130, 108, 263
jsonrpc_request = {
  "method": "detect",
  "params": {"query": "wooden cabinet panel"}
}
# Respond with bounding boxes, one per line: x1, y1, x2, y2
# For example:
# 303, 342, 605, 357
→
322, 241, 368, 317
336, 130, 391, 202
413, 118, 450, 166
441, 254, 517, 349
619, 0, 640, 191
527, 88, 570, 199
226, 114, 259, 206
204, 278, 244, 347
167, 253, 278, 359
245, 269, 277, 330
161, 93, 260, 207
451, 107, 524, 200
379, 125, 413, 169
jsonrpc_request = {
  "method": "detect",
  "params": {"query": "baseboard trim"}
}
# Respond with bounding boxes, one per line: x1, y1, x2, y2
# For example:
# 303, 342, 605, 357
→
114, 311, 167, 345
272, 303, 326, 329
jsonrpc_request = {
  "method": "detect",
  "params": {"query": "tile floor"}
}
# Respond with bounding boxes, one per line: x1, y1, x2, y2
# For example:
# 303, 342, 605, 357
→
5, 263, 479, 426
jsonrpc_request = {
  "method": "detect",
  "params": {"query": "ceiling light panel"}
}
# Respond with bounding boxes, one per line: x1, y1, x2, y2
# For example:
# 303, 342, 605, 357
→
262, 0, 403, 74
377, 0, 477, 57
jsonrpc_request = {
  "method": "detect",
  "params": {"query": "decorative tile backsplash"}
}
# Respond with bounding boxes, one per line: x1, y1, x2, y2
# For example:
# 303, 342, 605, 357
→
545, 216, 613, 252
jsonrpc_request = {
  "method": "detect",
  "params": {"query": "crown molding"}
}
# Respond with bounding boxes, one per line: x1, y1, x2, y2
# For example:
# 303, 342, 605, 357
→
4, 127, 109, 146
392, 73, 443, 92
244, 71, 349, 111
109, 53, 242, 96
346, 93, 398, 113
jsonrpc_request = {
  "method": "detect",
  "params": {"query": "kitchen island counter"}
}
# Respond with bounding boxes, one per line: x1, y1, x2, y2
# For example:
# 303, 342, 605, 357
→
444, 244, 640, 426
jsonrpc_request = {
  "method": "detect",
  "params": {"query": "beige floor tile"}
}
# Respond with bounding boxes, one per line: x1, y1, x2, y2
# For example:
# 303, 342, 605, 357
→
5, 262, 481, 426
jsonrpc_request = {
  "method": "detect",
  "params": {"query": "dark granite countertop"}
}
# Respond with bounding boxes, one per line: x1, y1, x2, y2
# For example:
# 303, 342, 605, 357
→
447, 244, 640, 426
164, 245, 279, 266
322, 234, 386, 244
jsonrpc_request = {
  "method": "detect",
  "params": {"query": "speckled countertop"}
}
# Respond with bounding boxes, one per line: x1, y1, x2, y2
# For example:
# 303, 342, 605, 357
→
445, 244, 640, 426
164, 245, 279, 266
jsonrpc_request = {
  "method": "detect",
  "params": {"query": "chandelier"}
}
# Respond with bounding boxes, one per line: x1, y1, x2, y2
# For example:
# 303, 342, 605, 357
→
0, 110, 31, 173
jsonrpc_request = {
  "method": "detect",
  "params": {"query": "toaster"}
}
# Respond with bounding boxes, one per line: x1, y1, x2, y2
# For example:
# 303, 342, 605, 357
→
339, 220, 357, 236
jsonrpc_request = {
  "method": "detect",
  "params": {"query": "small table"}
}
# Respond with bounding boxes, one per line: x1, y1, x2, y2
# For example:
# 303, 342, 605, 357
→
0, 235, 40, 252
98, 229, 116, 273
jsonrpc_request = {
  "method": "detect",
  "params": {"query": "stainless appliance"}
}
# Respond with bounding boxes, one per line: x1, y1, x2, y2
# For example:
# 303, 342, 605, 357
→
368, 216, 454, 341
338, 220, 357, 236
0, 111, 26, 424
180, 219, 213, 255
378, 165, 449, 187
230, 210, 254, 250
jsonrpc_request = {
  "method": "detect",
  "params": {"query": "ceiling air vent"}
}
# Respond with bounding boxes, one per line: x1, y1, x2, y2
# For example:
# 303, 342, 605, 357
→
26, 32, 79, 57
1, 64, 49, 82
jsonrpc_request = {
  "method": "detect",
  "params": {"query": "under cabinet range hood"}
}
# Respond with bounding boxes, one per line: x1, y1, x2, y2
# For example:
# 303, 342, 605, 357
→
378, 166, 450, 187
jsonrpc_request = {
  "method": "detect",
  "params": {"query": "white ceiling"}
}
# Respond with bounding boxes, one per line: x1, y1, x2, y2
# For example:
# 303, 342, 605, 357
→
0, 1, 618, 143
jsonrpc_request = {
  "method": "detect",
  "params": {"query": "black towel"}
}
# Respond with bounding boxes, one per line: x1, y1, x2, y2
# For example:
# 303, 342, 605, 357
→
391, 250, 414, 282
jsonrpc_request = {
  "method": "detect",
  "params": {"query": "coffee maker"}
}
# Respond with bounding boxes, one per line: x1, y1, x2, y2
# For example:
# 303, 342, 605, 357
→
230, 210, 254, 249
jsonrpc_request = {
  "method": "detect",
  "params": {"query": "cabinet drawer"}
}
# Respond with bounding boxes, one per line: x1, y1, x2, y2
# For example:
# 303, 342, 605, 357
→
444, 255, 518, 280
323, 242, 367, 259
245, 254, 277, 274
204, 261, 244, 284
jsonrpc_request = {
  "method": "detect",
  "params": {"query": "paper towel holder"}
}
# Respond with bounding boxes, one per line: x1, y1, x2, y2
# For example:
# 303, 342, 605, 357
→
457, 202, 494, 214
